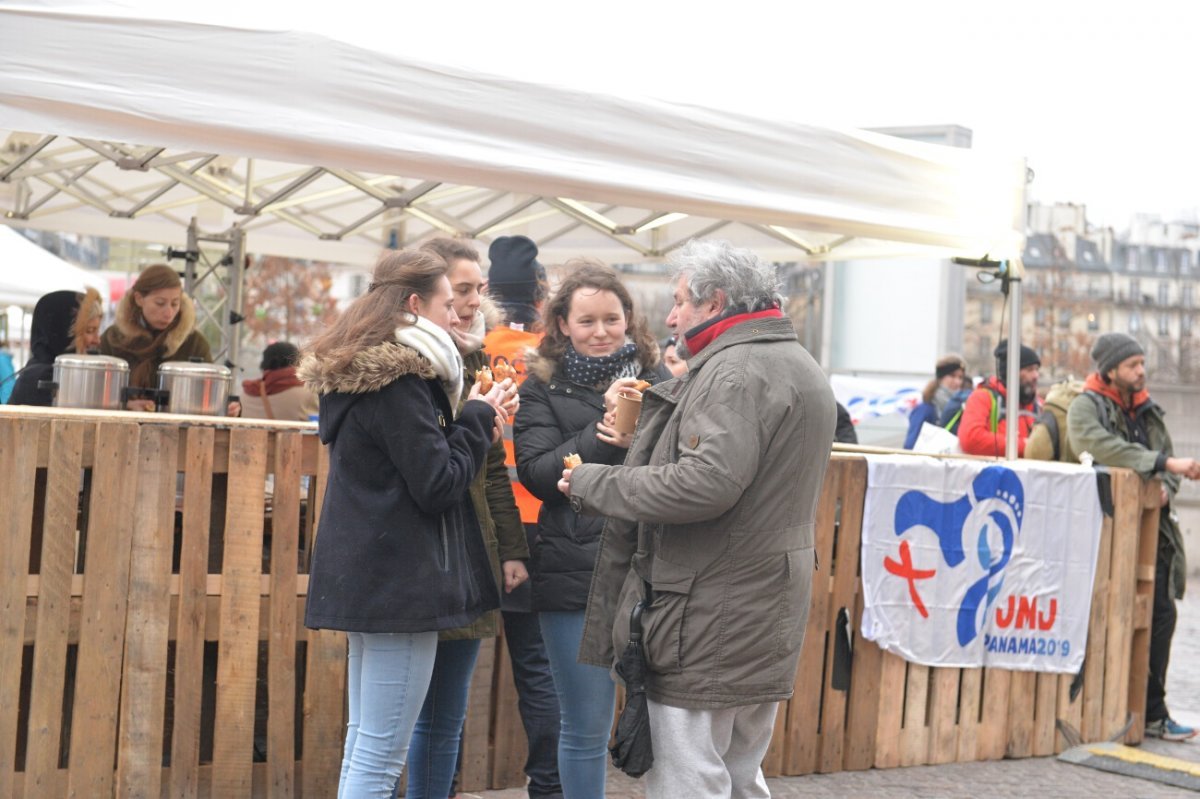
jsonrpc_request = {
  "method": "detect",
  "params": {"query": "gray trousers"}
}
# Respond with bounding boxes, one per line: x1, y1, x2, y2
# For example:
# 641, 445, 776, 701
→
645, 700, 777, 799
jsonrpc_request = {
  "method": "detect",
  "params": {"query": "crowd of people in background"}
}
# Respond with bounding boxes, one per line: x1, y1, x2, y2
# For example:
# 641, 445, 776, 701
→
8, 235, 1200, 796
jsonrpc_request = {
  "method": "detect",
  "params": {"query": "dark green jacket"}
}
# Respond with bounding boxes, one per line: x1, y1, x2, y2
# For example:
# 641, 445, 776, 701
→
441, 348, 529, 640
1066, 385, 1185, 598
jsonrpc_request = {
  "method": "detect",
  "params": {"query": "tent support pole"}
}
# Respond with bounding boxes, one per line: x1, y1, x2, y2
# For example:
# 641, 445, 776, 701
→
1005, 263, 1022, 459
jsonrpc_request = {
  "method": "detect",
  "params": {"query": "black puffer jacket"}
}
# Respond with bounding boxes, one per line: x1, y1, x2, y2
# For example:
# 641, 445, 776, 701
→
9, 290, 79, 406
514, 352, 671, 611
298, 340, 500, 633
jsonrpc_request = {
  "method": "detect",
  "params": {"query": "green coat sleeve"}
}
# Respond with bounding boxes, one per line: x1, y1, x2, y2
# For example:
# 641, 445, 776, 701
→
1066, 394, 1160, 477
485, 436, 529, 562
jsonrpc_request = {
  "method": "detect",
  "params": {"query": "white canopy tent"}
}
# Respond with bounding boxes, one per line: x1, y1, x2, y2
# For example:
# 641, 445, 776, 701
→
0, 225, 109, 307
0, 2, 1029, 453
0, 3, 1027, 266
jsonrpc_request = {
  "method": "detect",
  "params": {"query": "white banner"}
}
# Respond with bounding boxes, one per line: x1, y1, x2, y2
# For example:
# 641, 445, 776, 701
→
860, 455, 1104, 673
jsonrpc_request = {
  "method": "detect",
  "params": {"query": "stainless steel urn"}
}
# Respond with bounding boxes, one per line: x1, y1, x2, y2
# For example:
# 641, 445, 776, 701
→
157, 360, 233, 416
45, 354, 130, 410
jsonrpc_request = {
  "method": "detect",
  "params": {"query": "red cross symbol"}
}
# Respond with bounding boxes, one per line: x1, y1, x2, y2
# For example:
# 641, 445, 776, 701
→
884, 540, 936, 619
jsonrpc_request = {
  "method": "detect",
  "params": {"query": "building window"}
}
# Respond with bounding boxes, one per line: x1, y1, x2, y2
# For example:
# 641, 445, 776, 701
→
1035, 307, 1048, 326
1127, 248, 1139, 271
1087, 312, 1100, 332
1156, 249, 1170, 273
1130, 311, 1141, 333
1180, 250, 1192, 272
979, 335, 992, 363
1058, 339, 1070, 356
980, 301, 993, 324
1129, 278, 1141, 303
1159, 282, 1170, 306
1158, 314, 1170, 336
1058, 309, 1072, 328
1184, 284, 1194, 309
1183, 314, 1194, 336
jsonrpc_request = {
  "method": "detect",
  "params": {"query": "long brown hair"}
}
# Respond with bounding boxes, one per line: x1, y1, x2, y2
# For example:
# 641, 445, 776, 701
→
125, 264, 185, 385
536, 259, 656, 365
306, 249, 448, 373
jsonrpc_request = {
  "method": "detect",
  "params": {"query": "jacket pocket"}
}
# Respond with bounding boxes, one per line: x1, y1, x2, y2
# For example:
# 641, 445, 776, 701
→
620, 553, 696, 675
775, 548, 814, 662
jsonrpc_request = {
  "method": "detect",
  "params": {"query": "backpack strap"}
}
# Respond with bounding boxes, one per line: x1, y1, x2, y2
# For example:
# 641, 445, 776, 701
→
1082, 390, 1114, 436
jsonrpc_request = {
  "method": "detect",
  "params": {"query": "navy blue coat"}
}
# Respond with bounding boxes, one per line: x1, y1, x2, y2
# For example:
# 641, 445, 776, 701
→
299, 341, 500, 633
514, 351, 671, 612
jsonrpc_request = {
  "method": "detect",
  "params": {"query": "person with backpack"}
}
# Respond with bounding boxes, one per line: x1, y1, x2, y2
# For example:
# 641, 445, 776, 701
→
957, 339, 1041, 457
1067, 332, 1200, 741
903, 354, 965, 449
1024, 378, 1085, 463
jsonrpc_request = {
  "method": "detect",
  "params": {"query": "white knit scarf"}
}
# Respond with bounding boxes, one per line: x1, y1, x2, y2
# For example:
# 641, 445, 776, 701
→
394, 315, 464, 413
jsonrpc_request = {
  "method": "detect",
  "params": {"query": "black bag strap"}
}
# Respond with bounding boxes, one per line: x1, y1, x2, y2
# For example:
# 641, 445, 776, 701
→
1036, 408, 1061, 461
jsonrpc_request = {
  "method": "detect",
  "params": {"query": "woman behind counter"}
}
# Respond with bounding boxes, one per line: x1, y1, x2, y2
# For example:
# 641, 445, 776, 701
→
8, 286, 103, 406
513, 261, 670, 799
299, 248, 513, 797
100, 264, 212, 411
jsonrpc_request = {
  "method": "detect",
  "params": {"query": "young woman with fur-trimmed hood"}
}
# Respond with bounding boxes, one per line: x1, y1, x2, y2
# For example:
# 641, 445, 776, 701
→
100, 265, 213, 408
297, 248, 515, 796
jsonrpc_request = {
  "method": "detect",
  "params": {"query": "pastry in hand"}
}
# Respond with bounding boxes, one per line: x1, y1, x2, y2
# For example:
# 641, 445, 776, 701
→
476, 366, 494, 393
633, 380, 651, 392
493, 362, 516, 382
563, 453, 583, 469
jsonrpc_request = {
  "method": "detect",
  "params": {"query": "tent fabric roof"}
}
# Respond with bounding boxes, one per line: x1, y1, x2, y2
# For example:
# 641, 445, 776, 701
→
0, 226, 109, 307
0, 4, 1026, 265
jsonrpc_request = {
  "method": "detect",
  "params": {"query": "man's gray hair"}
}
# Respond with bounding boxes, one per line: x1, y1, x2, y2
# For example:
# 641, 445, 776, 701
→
669, 240, 783, 311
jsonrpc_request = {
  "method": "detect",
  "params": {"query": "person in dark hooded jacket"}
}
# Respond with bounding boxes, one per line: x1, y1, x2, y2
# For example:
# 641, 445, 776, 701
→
514, 260, 669, 799
8, 288, 102, 406
297, 248, 515, 797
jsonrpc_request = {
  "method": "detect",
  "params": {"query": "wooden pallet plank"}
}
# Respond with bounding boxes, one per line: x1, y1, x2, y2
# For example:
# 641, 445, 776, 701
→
67, 422, 140, 797
489, 630, 528, 788
302, 443, 346, 799
898, 662, 930, 767
115, 424, 179, 798
976, 668, 1010, 760
459, 635, 497, 791
955, 668, 982, 762
1125, 477, 1160, 745
1032, 672, 1058, 756
1055, 670, 1083, 753
783, 460, 841, 775
23, 421, 84, 794
818, 459, 865, 774
267, 432, 301, 798
1081, 512, 1113, 742
1005, 670, 1036, 758
872, 651, 907, 768
211, 428, 269, 795
842, 592, 882, 772
927, 667, 960, 765
168, 426, 216, 799
1102, 470, 1139, 741
0, 418, 40, 799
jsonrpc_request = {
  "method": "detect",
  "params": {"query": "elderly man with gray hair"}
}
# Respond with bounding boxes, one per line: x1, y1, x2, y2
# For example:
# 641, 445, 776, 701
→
558, 239, 836, 798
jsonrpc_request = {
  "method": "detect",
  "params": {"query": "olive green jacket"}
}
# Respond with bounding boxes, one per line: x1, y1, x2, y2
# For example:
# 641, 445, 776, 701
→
1066, 385, 1185, 598
440, 348, 529, 640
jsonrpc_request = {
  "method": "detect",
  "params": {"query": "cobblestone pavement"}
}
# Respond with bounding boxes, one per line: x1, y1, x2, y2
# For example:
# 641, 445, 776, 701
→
469, 591, 1200, 798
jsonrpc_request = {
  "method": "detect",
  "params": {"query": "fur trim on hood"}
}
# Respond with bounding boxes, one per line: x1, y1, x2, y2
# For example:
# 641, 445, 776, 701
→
526, 343, 661, 385
107, 288, 198, 357
298, 341, 435, 395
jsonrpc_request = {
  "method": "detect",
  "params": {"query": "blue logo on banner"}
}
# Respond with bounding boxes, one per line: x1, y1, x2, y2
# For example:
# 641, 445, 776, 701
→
893, 466, 1025, 647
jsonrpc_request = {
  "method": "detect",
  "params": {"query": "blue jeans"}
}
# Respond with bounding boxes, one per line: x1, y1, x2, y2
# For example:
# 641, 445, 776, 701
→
403, 638, 481, 799
341, 631, 438, 799
539, 611, 616, 799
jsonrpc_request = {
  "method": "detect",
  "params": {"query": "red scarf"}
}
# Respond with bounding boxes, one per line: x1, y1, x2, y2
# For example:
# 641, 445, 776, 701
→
243, 366, 304, 397
1083, 372, 1150, 414
684, 308, 783, 356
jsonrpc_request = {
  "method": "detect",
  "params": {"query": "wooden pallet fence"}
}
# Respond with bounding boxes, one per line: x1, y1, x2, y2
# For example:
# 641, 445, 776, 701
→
0, 409, 1159, 795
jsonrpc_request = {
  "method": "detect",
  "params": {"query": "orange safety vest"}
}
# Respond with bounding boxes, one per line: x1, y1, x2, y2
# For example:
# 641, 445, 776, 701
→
483, 325, 543, 524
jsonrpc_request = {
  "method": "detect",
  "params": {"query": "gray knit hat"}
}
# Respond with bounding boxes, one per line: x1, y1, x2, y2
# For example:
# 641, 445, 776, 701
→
1091, 332, 1144, 375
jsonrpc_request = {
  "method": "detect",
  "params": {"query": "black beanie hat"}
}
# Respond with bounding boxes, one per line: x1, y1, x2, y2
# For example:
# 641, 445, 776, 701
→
993, 339, 1039, 377
487, 236, 543, 304
1091, 332, 1144, 376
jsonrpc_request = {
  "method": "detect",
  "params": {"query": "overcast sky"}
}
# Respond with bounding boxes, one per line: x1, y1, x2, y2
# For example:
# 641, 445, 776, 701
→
368, 0, 1195, 232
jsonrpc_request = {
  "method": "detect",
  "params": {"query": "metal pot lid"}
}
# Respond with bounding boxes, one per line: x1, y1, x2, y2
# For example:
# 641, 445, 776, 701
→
158, 360, 231, 379
53, 354, 130, 372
